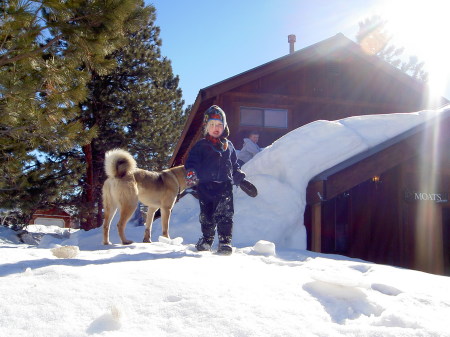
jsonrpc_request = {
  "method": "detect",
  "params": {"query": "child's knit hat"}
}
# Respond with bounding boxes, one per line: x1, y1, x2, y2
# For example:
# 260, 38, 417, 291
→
204, 105, 229, 138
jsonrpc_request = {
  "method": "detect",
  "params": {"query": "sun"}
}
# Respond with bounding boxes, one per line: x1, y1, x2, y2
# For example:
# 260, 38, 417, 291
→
377, 0, 450, 102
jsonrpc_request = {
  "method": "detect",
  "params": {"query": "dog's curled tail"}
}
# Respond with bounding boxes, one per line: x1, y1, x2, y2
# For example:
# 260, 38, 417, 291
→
104, 149, 137, 179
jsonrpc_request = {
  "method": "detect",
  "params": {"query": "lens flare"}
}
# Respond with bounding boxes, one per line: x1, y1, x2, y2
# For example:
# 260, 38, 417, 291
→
414, 112, 445, 273
377, 0, 450, 103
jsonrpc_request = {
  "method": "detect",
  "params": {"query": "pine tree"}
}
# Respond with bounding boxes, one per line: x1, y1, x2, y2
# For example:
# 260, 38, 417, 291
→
0, 1, 149, 220
76, 5, 186, 230
356, 15, 427, 81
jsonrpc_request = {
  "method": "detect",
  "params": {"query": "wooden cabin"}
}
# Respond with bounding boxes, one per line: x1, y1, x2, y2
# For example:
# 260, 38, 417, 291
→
306, 107, 450, 275
170, 33, 447, 167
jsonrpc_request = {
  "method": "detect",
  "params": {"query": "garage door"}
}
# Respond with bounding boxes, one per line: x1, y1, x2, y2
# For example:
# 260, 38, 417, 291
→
34, 217, 65, 228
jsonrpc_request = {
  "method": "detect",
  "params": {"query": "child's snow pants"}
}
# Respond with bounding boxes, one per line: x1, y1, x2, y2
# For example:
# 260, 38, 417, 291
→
197, 181, 234, 244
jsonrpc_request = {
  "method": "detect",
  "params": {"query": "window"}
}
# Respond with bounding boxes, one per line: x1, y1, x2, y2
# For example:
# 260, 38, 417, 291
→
240, 107, 287, 128
240, 107, 263, 126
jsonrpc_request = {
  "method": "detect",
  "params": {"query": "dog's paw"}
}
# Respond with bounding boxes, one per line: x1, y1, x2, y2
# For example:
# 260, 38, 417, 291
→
142, 238, 152, 243
103, 241, 112, 245
122, 240, 134, 245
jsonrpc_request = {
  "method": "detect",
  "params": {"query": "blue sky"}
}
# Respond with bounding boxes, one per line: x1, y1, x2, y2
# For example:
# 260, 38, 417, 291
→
148, 0, 450, 107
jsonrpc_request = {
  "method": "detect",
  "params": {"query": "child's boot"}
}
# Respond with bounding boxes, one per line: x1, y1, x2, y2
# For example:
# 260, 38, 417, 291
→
196, 236, 214, 251
217, 235, 233, 255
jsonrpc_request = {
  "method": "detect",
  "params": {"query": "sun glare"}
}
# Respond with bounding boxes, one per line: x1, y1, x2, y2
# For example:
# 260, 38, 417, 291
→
377, 0, 450, 102
375, 0, 449, 273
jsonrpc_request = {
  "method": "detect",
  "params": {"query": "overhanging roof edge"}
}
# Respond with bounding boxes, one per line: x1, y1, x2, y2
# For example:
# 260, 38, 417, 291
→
310, 105, 450, 182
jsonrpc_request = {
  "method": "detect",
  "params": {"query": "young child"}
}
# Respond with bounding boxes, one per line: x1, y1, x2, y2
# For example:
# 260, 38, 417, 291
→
237, 130, 261, 166
184, 105, 246, 255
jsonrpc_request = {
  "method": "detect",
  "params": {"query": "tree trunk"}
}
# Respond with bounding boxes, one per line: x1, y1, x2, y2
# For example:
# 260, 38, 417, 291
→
81, 143, 95, 230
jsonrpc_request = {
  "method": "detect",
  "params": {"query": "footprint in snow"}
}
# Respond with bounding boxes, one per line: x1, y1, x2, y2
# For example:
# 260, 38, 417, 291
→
371, 283, 402, 296
303, 280, 384, 324
86, 306, 122, 334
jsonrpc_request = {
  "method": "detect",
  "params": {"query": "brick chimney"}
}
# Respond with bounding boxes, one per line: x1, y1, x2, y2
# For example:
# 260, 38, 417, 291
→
288, 34, 296, 54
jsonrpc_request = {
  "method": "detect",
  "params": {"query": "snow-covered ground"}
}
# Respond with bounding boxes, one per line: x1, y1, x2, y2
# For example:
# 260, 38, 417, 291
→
1, 106, 450, 337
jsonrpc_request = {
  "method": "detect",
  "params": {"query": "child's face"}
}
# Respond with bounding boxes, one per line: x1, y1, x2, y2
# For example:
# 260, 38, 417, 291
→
207, 120, 224, 138
249, 134, 259, 143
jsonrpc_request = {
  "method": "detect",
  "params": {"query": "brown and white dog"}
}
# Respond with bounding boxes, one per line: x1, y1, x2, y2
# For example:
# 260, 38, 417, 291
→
102, 149, 187, 245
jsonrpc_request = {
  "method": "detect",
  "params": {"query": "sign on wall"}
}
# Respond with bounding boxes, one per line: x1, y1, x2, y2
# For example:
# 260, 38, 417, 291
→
404, 190, 449, 203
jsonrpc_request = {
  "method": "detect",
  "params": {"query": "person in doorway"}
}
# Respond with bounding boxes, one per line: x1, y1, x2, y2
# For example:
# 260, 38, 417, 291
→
237, 130, 261, 166
184, 105, 246, 255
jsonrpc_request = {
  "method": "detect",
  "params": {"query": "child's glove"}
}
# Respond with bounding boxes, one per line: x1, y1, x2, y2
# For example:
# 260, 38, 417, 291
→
239, 179, 258, 198
185, 170, 199, 187
232, 169, 246, 186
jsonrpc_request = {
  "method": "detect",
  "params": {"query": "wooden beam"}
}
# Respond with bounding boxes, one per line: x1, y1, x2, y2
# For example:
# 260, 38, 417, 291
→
224, 91, 412, 111
306, 180, 325, 205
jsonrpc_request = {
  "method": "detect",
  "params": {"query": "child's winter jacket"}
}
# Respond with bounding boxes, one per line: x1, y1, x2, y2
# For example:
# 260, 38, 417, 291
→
185, 139, 243, 184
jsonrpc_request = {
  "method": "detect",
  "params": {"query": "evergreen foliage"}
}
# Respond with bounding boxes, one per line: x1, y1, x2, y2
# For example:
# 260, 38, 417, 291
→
76, 5, 186, 229
87, 5, 185, 170
356, 15, 428, 81
0, 0, 149, 220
